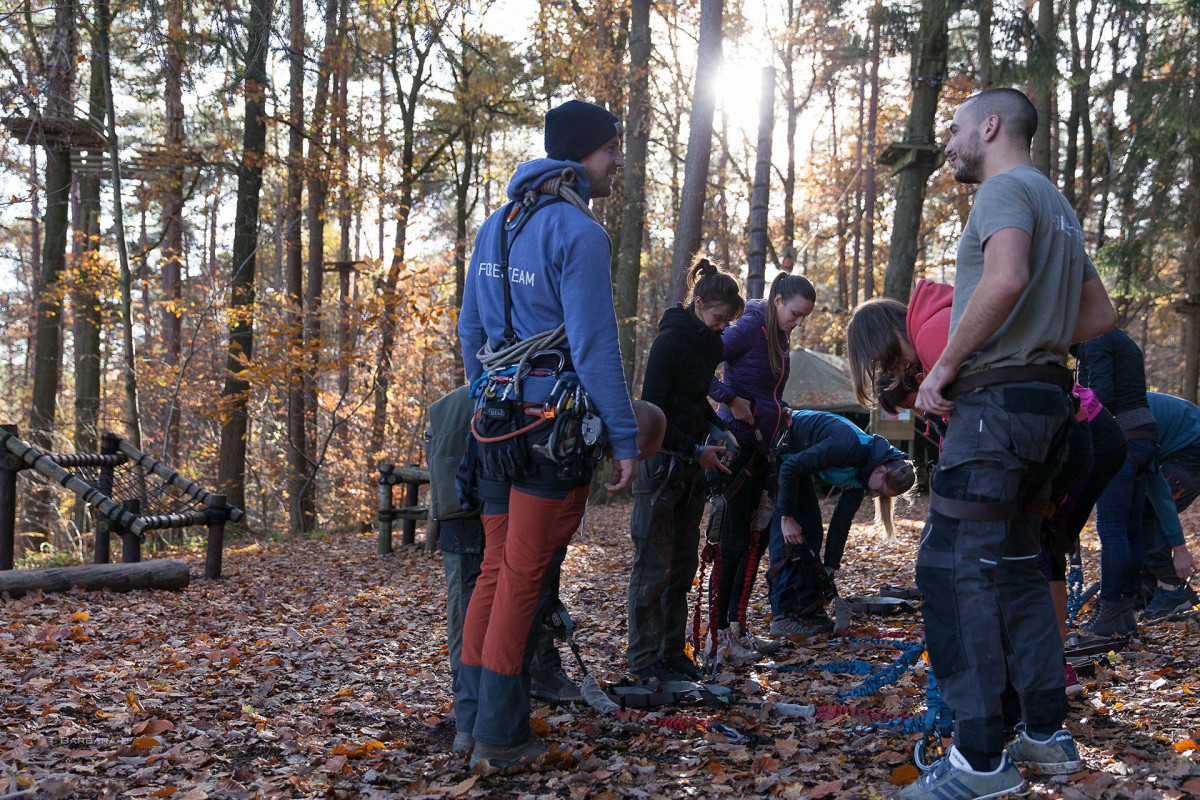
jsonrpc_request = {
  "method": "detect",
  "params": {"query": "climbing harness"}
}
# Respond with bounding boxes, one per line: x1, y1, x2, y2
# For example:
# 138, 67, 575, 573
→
470, 169, 609, 482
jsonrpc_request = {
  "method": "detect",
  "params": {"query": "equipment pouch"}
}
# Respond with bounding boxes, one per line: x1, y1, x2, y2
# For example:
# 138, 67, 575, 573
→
472, 397, 529, 481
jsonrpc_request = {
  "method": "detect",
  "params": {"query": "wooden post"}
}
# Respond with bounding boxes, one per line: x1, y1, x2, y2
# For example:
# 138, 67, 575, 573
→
205, 492, 227, 579
401, 467, 418, 546
378, 464, 393, 555
120, 498, 141, 563
0, 424, 19, 570
94, 432, 120, 564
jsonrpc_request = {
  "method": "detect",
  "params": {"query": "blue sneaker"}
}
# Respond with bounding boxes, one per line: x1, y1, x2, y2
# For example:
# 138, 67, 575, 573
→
1142, 584, 1199, 620
1006, 724, 1082, 775
894, 746, 1024, 800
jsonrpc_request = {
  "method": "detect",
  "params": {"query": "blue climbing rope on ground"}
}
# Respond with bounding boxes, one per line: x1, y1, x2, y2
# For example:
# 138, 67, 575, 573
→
834, 640, 925, 700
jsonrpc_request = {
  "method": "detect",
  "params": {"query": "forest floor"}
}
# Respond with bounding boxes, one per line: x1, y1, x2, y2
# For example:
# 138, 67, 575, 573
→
3, 494, 1200, 799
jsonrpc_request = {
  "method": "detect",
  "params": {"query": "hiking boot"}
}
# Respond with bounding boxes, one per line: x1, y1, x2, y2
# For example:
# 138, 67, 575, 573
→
1064, 664, 1084, 698
1006, 724, 1083, 775
452, 730, 475, 754
894, 746, 1024, 800
530, 666, 582, 702
1080, 596, 1135, 637
663, 655, 703, 681
770, 610, 835, 637
735, 622, 781, 655
703, 627, 756, 667
630, 660, 677, 682
1142, 584, 1200, 620
469, 735, 548, 769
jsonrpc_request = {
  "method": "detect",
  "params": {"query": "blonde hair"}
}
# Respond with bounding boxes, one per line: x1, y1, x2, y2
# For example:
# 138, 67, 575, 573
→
874, 459, 916, 540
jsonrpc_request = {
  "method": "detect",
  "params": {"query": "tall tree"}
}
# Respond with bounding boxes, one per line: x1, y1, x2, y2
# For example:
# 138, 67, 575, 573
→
614, 0, 651, 384
29, 0, 77, 455
861, 2, 881, 302
668, 0, 723, 304
746, 67, 775, 300
372, 1, 458, 446
217, 0, 272, 511
285, 0, 312, 534
882, 0, 961, 302
1029, 0, 1056, 178
161, 0, 186, 463
74, 0, 110, 460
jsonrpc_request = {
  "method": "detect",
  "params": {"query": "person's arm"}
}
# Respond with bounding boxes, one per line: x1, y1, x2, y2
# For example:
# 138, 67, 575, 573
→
824, 488, 865, 571
1072, 275, 1117, 344
707, 320, 756, 405
1077, 336, 1116, 408
458, 236, 487, 383
916, 227, 1031, 415
1147, 472, 1186, 549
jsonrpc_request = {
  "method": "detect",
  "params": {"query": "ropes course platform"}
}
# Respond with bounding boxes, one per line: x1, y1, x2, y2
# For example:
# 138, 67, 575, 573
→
0, 426, 243, 589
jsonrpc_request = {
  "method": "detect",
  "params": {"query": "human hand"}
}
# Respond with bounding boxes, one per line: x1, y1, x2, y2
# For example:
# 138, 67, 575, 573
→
915, 361, 957, 416
697, 445, 730, 474
781, 515, 805, 545
1173, 544, 1196, 581
605, 457, 638, 496
731, 397, 754, 424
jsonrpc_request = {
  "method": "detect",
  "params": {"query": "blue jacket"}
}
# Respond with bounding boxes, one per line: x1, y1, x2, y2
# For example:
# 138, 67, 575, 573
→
776, 410, 906, 518
708, 300, 791, 448
457, 159, 638, 460
1147, 392, 1200, 460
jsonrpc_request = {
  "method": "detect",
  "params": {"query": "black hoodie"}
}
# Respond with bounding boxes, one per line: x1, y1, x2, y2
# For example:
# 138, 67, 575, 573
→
640, 304, 728, 456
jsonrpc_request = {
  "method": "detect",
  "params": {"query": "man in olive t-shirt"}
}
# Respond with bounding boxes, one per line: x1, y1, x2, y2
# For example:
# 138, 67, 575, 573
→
899, 89, 1116, 800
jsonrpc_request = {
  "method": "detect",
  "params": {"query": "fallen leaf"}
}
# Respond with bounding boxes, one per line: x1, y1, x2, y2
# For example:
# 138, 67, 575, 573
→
893, 765, 920, 785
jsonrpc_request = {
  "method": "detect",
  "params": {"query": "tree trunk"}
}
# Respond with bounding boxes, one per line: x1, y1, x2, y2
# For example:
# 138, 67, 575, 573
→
217, 0, 272, 511
30, 0, 77, 456
161, 0, 185, 464
614, 0, 651, 385
978, 0, 993, 89
746, 67, 776, 300
862, 3, 881, 301
0, 559, 190, 599
668, 0, 723, 305
74, 1, 108, 465
831, 82, 848, 312
852, 58, 866, 305
882, 0, 959, 303
1029, 0, 1055, 178
781, 0, 798, 272
1180, 42, 1200, 403
285, 0, 311, 534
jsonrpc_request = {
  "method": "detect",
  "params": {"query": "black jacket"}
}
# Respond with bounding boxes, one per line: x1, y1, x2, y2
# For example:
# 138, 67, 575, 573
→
1074, 328, 1150, 421
640, 304, 727, 456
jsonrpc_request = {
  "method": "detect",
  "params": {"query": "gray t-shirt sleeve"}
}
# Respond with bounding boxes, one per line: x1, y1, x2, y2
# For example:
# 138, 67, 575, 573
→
973, 175, 1035, 245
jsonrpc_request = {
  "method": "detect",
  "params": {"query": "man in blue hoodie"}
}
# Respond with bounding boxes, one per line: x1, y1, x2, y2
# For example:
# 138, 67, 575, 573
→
455, 99, 639, 769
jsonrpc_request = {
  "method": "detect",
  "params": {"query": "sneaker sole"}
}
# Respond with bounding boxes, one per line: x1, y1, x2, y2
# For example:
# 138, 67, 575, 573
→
1016, 758, 1082, 776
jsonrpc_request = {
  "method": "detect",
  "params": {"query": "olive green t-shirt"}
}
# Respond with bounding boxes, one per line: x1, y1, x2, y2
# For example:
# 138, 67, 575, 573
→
949, 165, 1098, 376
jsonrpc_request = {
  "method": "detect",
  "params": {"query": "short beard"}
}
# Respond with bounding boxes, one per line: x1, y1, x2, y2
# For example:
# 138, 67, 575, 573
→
953, 133, 983, 184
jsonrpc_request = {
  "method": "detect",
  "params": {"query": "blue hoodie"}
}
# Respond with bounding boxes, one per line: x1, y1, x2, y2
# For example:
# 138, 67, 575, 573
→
458, 158, 638, 460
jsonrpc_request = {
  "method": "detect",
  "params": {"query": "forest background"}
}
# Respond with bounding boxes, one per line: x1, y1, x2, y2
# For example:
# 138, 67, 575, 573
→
1, 0, 1198, 552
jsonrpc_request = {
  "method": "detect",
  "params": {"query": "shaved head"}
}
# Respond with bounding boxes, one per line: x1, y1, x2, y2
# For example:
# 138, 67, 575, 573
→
962, 88, 1038, 147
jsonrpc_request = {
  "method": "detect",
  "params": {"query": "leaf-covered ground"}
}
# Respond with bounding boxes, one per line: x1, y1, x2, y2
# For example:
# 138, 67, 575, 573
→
3, 496, 1200, 799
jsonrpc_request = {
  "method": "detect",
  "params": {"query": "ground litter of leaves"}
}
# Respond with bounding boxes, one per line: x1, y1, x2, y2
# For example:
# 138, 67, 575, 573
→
4, 496, 1200, 799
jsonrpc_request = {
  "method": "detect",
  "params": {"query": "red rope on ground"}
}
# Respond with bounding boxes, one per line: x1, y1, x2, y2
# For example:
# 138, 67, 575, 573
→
619, 708, 713, 732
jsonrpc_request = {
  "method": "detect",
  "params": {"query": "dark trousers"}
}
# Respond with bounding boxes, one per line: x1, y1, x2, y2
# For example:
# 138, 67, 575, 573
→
917, 382, 1071, 759
626, 454, 707, 669
1094, 435, 1157, 601
1143, 447, 1200, 586
713, 453, 769, 628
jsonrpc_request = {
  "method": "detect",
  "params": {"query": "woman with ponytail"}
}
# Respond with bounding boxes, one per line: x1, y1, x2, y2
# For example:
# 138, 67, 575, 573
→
626, 257, 744, 680
706, 271, 816, 661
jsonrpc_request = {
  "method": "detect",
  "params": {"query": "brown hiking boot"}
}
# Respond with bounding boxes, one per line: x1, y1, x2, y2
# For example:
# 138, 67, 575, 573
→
469, 735, 549, 769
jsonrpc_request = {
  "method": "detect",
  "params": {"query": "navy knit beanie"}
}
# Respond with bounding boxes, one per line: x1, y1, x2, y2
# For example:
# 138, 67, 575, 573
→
544, 100, 621, 163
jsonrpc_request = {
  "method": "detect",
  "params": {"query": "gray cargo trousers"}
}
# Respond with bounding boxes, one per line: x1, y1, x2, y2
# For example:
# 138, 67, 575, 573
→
916, 381, 1071, 757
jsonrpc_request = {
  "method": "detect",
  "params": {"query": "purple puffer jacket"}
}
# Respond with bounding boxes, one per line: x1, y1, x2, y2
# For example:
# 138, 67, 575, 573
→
708, 299, 791, 449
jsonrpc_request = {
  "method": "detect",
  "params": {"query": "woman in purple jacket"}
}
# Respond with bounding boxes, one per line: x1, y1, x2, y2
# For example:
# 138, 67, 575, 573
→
707, 271, 816, 661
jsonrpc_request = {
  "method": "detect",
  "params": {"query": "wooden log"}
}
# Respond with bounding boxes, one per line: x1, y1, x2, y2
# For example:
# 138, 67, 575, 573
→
0, 559, 190, 599
0, 424, 18, 571
401, 477, 419, 546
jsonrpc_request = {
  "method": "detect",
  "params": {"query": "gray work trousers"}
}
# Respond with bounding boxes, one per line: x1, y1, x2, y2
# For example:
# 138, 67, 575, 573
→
916, 381, 1071, 757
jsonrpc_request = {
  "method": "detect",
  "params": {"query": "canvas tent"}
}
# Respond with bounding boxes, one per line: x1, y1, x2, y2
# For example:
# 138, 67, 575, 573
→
783, 347, 865, 415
